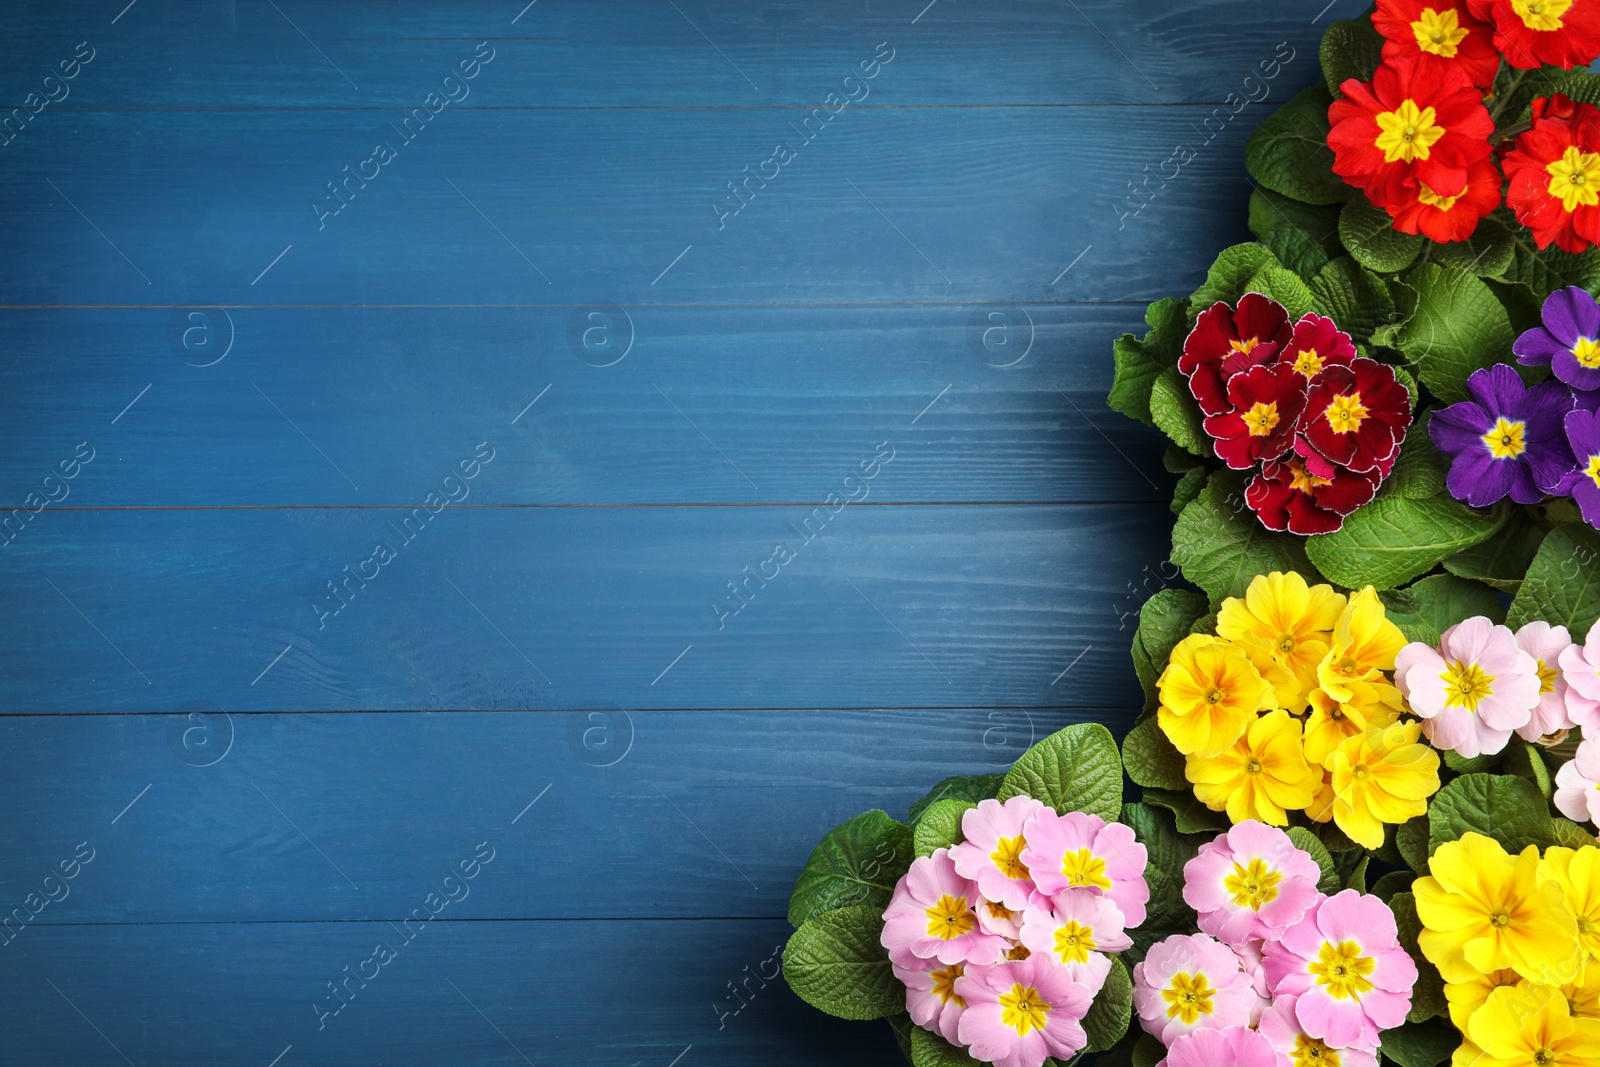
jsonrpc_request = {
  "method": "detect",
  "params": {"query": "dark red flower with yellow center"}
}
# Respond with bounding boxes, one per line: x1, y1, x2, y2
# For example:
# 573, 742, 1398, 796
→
1374, 0, 1502, 86
1385, 155, 1503, 242
1327, 55, 1494, 208
1279, 314, 1357, 381
1296, 359, 1414, 476
1179, 293, 1292, 417
1504, 93, 1600, 253
1247, 457, 1382, 535
1202, 363, 1308, 470
1467, 0, 1600, 69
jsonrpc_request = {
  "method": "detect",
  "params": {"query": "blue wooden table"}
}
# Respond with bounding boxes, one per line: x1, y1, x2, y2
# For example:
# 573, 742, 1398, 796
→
0, 2, 1346, 1062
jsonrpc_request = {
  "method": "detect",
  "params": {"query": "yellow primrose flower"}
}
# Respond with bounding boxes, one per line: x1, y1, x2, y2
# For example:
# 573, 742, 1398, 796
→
1462, 984, 1600, 1067
1157, 634, 1273, 758
1306, 764, 1336, 825
1302, 681, 1403, 769
1415, 833, 1580, 986
1217, 571, 1345, 712
1317, 587, 1407, 706
1185, 708, 1321, 826
1444, 968, 1524, 1032
1564, 959, 1600, 1022
1543, 847, 1600, 962
1315, 722, 1440, 850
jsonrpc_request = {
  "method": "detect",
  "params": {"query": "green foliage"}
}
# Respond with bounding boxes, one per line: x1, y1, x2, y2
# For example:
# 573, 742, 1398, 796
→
907, 775, 1003, 825
1431, 213, 1516, 277
1288, 826, 1342, 895
1082, 959, 1134, 1054
1247, 188, 1343, 254
1507, 523, 1600, 636
1150, 366, 1209, 457
1141, 787, 1230, 834
1244, 264, 1315, 319
998, 724, 1123, 822
1379, 418, 1448, 502
1379, 573, 1506, 646
1443, 507, 1549, 594
1377, 1017, 1461, 1067
1320, 18, 1384, 97
1132, 589, 1209, 713
1173, 472, 1322, 605
1395, 263, 1515, 404
1190, 244, 1281, 312
1389, 892, 1447, 1022
1428, 773, 1556, 856
912, 800, 974, 858
1109, 298, 1188, 426
1262, 226, 1330, 280
1122, 717, 1188, 791
1306, 493, 1505, 591
788, 810, 913, 928
910, 1028, 982, 1067
1245, 84, 1352, 205
1308, 255, 1395, 344
1171, 466, 1206, 516
784, 906, 901, 1020
1339, 195, 1422, 274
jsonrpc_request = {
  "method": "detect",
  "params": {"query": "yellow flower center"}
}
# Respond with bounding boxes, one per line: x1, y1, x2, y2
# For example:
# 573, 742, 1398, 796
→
1481, 417, 1527, 460
1547, 145, 1600, 212
1230, 336, 1261, 356
1052, 920, 1098, 963
1575, 336, 1600, 368
1375, 99, 1445, 163
1416, 181, 1462, 211
1293, 1034, 1343, 1067
1588, 454, 1600, 489
931, 963, 966, 1007
925, 894, 978, 940
1325, 393, 1369, 435
1538, 659, 1559, 695
1224, 856, 1283, 910
991, 836, 1030, 881
1059, 847, 1112, 891
1412, 7, 1470, 54
1491, 910, 1511, 927
1289, 459, 1333, 495
1514, 0, 1572, 32
986, 901, 1017, 924
1244, 401, 1282, 437
1295, 348, 1326, 376
1278, 634, 1296, 653
1440, 660, 1496, 712
1206, 687, 1228, 706
1006, 944, 1032, 960
1162, 972, 1217, 1024
999, 982, 1051, 1035
1309, 939, 1376, 1000
1533, 1049, 1558, 1066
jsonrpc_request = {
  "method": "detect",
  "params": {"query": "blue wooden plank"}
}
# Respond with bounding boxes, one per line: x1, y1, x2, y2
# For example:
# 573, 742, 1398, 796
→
0, 917, 901, 1065
0, 305, 1169, 506
0, 707, 1130, 923
2, 104, 1272, 307
0, 0, 1335, 108
0, 503, 1166, 711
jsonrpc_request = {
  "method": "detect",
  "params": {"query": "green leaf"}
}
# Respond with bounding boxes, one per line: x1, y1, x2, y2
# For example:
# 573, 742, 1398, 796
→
1428, 773, 1556, 856
907, 776, 1003, 825
1431, 213, 1516, 277
1377, 1017, 1460, 1067
783, 906, 901, 1021
1171, 466, 1206, 516
999, 723, 1123, 821
1314, 819, 1364, 853
1339, 195, 1423, 274
1396, 263, 1514, 404
1142, 787, 1230, 834
1397, 815, 1431, 875
1122, 717, 1189, 791
1305, 493, 1506, 591
788, 810, 913, 928
1120, 801, 1204, 888
1190, 243, 1281, 313
1245, 264, 1315, 320
1443, 748, 1496, 774
1082, 958, 1134, 1054
1507, 523, 1600, 636
1172, 471, 1323, 606
1132, 589, 1210, 714
1164, 445, 1203, 473
1308, 256, 1396, 346
1379, 416, 1447, 502
1379, 573, 1507, 646
1443, 506, 1549, 594
1245, 84, 1353, 205
1288, 826, 1342, 895
1248, 188, 1343, 254
1344, 854, 1370, 894
1150, 366, 1209, 457
1109, 298, 1189, 426
912, 799, 975, 859
1497, 65, 1567, 123
1508, 740, 1554, 801
1262, 226, 1331, 281
1321, 18, 1384, 97
1499, 227, 1600, 299
1390, 891, 1447, 1022
1553, 817, 1599, 848
1370, 869, 1415, 903
910, 1027, 981, 1067
1132, 1034, 1167, 1067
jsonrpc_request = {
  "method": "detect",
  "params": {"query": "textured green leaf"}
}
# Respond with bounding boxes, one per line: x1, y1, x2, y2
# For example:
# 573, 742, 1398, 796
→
1390, 891, 1447, 1022
783, 906, 901, 1021
912, 799, 975, 859
1379, 573, 1506, 647
1142, 787, 1230, 834
1321, 18, 1384, 97
788, 810, 913, 928
1120, 801, 1204, 888
1171, 466, 1206, 517
1109, 298, 1189, 426
1339, 195, 1422, 274
1345, 854, 1370, 893
1506, 523, 1600, 636
1431, 213, 1516, 277
1172, 472, 1322, 606
1308, 256, 1396, 345
1397, 815, 1431, 874
1132, 589, 1210, 713
907, 775, 1003, 825
1082, 958, 1134, 1053
1379, 416, 1447, 501
909, 1027, 982, 1066
1132, 1034, 1167, 1067
1248, 188, 1343, 254
999, 723, 1123, 822
1396, 263, 1514, 404
1442, 507, 1548, 594
1245, 264, 1315, 320
1163, 445, 1203, 473
1190, 243, 1281, 313
1305, 493, 1505, 591
1262, 226, 1331, 281
1499, 227, 1600, 299
1428, 773, 1555, 856
1507, 741, 1553, 802
1370, 869, 1415, 903
1149, 366, 1209, 457
1377, 1017, 1460, 1067
1287, 826, 1342, 895
1442, 748, 1496, 774
1122, 717, 1189, 791
1245, 84, 1353, 205
1553, 818, 1599, 848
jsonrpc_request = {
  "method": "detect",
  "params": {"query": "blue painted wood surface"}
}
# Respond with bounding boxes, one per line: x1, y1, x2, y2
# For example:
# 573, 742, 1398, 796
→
0, 1, 1347, 1062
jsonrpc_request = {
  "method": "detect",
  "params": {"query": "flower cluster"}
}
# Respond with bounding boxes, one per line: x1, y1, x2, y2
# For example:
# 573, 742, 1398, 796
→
1135, 821, 1415, 1067
881, 796, 1149, 1067
1179, 297, 1413, 534
1396, 615, 1600, 758
1430, 287, 1600, 529
1330, 0, 1600, 246
1414, 832, 1600, 1064
1158, 571, 1442, 847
